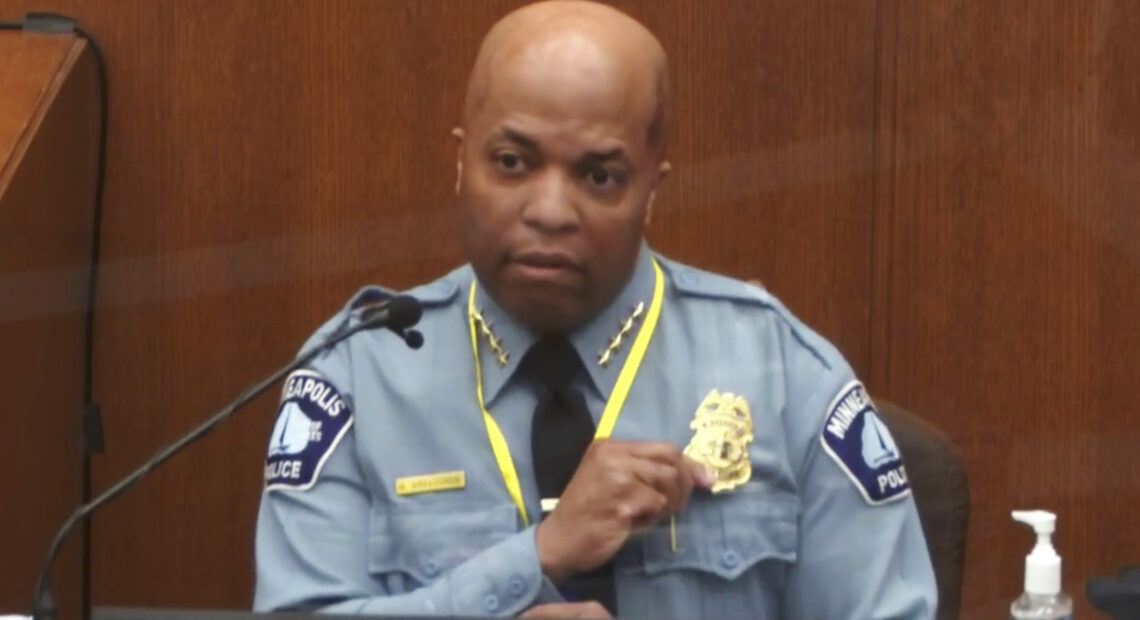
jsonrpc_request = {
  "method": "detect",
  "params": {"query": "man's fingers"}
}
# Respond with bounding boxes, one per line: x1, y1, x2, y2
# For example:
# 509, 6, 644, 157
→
606, 440, 716, 490
521, 601, 612, 618
586, 440, 707, 514
620, 439, 686, 464
684, 457, 717, 489
674, 454, 696, 507
627, 457, 690, 515
617, 479, 669, 525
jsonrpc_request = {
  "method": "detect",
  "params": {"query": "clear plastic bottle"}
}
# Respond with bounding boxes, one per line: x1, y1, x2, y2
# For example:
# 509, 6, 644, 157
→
1010, 592, 1073, 619
1010, 510, 1073, 620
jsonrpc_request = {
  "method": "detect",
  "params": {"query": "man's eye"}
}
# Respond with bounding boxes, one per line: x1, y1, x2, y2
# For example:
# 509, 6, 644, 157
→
495, 152, 523, 172
586, 167, 622, 188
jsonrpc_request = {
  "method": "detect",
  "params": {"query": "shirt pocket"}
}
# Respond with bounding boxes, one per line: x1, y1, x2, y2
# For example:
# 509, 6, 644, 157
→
616, 482, 799, 618
368, 501, 518, 586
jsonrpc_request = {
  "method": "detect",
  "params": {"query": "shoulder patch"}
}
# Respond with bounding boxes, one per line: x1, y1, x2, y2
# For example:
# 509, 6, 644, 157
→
819, 381, 910, 505
265, 370, 354, 491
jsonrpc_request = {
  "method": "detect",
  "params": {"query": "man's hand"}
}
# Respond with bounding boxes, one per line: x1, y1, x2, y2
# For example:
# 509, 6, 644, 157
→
520, 601, 612, 618
535, 439, 715, 582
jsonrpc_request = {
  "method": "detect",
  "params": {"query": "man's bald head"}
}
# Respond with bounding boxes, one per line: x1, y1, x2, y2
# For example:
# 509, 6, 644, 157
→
463, 0, 671, 154
452, 1, 673, 335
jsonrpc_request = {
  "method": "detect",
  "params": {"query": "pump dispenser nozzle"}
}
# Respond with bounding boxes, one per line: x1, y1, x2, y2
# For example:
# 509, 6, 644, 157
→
1012, 510, 1061, 595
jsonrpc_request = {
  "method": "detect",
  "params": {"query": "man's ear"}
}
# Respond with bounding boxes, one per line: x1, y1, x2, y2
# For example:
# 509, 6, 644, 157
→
451, 127, 466, 196
645, 160, 672, 225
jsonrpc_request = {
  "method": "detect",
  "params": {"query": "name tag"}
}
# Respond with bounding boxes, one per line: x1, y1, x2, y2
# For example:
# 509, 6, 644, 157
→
395, 470, 466, 496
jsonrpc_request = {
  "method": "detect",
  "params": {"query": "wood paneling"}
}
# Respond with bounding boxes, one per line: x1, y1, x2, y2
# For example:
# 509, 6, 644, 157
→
0, 34, 72, 177
627, 0, 879, 373
51, 0, 513, 607
2, 0, 1136, 616
874, 0, 1140, 615
0, 33, 100, 619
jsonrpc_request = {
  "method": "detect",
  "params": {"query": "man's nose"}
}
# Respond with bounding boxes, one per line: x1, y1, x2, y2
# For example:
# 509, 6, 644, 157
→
521, 170, 580, 234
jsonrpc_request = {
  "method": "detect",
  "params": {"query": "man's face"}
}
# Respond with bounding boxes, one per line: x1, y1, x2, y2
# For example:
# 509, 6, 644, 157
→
455, 37, 665, 334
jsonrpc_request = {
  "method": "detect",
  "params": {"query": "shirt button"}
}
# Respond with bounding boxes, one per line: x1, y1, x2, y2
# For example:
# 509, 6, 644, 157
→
508, 576, 526, 597
483, 593, 500, 612
677, 270, 696, 287
422, 560, 440, 578
722, 549, 741, 569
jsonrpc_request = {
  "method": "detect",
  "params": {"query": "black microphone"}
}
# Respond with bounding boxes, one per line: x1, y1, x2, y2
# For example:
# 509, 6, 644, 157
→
360, 294, 424, 349
402, 329, 425, 350
31, 294, 424, 620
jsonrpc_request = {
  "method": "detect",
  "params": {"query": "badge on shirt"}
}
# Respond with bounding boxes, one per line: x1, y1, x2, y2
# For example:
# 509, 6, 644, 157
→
820, 381, 910, 505
265, 370, 353, 492
683, 389, 754, 493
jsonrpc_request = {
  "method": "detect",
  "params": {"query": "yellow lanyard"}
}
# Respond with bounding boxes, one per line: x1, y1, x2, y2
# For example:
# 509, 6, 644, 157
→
466, 258, 665, 527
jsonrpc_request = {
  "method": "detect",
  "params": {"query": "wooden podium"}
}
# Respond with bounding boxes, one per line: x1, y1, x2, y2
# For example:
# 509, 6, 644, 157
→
0, 29, 101, 619
93, 609, 497, 619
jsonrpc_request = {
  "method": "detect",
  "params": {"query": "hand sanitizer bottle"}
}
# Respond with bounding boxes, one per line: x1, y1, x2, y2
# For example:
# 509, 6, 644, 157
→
1010, 510, 1073, 619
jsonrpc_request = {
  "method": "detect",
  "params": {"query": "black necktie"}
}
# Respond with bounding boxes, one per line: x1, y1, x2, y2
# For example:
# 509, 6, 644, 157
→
523, 337, 617, 614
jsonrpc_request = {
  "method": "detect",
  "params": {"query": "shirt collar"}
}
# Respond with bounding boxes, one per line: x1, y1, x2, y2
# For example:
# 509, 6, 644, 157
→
567, 244, 657, 400
471, 280, 535, 406
471, 244, 657, 406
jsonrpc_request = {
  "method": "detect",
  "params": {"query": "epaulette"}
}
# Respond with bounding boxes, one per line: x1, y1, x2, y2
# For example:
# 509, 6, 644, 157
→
328, 277, 460, 338
402, 276, 460, 309
346, 276, 460, 315
659, 256, 834, 370
659, 257, 773, 307
348, 285, 397, 312
318, 285, 394, 336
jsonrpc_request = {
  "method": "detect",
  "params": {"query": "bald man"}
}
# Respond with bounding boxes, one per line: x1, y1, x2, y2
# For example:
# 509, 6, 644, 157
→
253, 2, 938, 618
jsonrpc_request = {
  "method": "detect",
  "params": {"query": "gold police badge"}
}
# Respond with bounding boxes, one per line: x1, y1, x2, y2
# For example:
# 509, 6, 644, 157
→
683, 389, 754, 493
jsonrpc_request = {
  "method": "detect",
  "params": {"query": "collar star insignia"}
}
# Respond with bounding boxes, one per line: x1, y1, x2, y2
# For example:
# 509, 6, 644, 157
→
597, 301, 645, 367
469, 306, 509, 368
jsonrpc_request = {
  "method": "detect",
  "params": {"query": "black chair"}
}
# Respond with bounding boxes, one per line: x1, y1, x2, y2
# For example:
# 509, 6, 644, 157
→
877, 400, 970, 620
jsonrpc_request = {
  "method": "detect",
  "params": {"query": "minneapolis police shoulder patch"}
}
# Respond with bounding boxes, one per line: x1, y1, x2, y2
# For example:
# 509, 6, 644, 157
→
819, 381, 910, 505
265, 369, 353, 492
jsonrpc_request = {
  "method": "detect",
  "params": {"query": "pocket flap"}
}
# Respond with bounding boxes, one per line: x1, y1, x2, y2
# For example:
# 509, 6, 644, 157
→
640, 484, 799, 580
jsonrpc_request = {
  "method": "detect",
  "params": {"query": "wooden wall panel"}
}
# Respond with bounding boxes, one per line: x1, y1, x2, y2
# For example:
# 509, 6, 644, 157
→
7, 0, 1137, 616
0, 0, 878, 611
0, 34, 99, 619
875, 0, 1140, 616
628, 0, 878, 373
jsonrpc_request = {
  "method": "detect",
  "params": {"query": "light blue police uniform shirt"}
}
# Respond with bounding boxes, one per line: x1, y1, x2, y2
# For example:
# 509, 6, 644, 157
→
254, 245, 938, 619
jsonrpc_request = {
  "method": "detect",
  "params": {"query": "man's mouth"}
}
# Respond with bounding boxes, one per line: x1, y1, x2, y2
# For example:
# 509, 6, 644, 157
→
510, 250, 580, 269
506, 250, 583, 282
